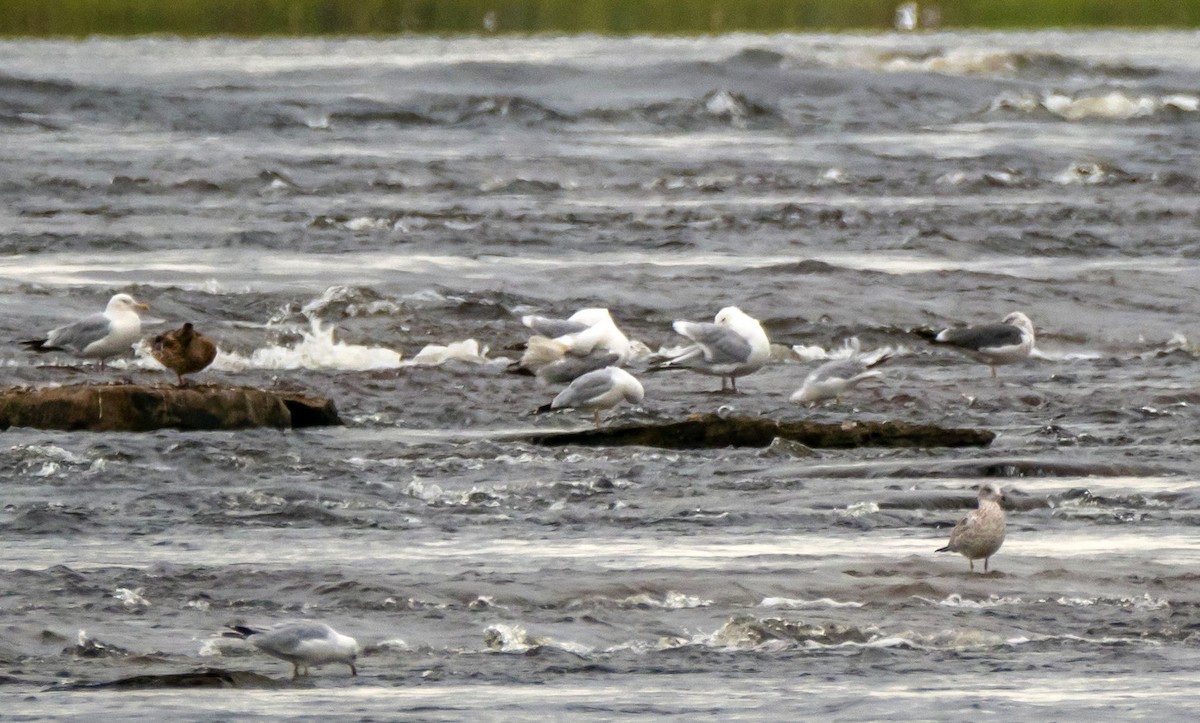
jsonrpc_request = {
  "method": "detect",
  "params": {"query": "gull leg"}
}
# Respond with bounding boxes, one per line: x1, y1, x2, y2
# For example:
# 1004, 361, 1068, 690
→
291, 663, 300, 679
593, 410, 602, 429
349, 663, 358, 676
968, 558, 974, 572
730, 377, 738, 394
984, 557, 990, 573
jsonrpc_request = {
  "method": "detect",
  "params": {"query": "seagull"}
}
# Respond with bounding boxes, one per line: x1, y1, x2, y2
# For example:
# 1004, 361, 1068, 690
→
651, 306, 770, 393
511, 308, 632, 384
150, 322, 218, 386
537, 366, 644, 428
224, 622, 359, 679
20, 293, 149, 367
936, 483, 1007, 572
931, 311, 1035, 378
790, 352, 892, 405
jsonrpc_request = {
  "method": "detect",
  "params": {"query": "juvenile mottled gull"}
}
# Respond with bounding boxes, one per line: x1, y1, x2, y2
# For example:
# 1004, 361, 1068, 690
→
537, 365, 644, 428
932, 311, 1035, 378
936, 483, 1006, 572
151, 322, 217, 386
651, 306, 770, 393
20, 293, 149, 367
224, 622, 358, 679
790, 352, 892, 405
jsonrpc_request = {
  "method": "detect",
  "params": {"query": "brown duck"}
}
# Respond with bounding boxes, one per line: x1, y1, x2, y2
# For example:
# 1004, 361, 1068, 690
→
151, 322, 217, 386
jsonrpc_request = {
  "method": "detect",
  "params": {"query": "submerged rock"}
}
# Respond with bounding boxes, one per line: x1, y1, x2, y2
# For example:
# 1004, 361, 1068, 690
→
0, 383, 341, 432
58, 668, 281, 690
526, 414, 993, 450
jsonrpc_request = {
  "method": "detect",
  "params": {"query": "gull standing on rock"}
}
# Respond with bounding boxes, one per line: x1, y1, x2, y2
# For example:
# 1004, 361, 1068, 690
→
936, 483, 1007, 572
20, 293, 149, 368
651, 306, 770, 393
930, 311, 1035, 379
224, 622, 359, 679
537, 366, 644, 428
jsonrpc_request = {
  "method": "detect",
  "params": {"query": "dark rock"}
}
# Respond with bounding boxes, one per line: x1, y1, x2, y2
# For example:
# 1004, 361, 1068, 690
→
57, 668, 281, 690
0, 383, 341, 432
525, 414, 993, 450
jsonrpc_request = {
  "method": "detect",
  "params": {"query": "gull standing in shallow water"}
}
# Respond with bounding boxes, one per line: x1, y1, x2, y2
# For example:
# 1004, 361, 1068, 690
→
537, 366, 644, 428
20, 293, 149, 367
224, 622, 358, 679
931, 311, 1035, 378
790, 351, 892, 405
651, 306, 770, 393
936, 483, 1007, 572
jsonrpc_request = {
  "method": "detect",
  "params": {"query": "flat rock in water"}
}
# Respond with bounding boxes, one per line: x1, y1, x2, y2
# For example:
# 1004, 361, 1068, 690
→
58, 668, 281, 690
0, 383, 341, 432
526, 414, 993, 450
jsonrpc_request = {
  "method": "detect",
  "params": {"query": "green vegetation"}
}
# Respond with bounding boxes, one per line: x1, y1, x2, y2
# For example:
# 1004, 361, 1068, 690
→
3, 0, 1198, 37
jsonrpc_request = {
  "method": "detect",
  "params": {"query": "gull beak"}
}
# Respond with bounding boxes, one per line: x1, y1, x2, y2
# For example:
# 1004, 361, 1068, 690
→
135, 302, 150, 311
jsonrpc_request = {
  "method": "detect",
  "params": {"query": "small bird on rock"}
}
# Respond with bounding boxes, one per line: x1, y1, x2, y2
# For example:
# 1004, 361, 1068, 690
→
650, 306, 770, 393
537, 366, 644, 428
21, 293, 149, 368
150, 322, 217, 386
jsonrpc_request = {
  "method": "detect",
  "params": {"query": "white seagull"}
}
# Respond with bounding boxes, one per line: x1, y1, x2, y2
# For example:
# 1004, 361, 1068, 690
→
224, 621, 359, 679
790, 352, 892, 405
932, 311, 1035, 378
514, 308, 632, 385
20, 293, 149, 367
538, 366, 644, 428
652, 306, 770, 393
936, 483, 1007, 573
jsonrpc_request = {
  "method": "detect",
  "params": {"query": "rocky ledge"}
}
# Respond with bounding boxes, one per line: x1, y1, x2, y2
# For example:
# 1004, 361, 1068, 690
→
525, 414, 994, 450
0, 383, 341, 432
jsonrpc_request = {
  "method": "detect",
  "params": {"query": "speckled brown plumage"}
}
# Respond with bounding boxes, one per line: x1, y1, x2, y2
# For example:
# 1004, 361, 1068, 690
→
937, 483, 1007, 572
151, 322, 217, 386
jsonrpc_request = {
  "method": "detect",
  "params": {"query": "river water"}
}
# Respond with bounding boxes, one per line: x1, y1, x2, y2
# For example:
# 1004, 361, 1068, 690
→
1, 31, 1200, 720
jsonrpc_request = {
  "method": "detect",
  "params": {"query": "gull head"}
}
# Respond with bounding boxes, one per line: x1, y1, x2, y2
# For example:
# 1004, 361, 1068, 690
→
977, 483, 1005, 504
713, 306, 747, 326
1002, 311, 1034, 337
567, 308, 613, 327
107, 293, 150, 314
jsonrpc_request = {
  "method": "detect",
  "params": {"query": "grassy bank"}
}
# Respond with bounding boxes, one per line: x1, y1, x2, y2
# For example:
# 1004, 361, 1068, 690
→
3, 0, 1199, 37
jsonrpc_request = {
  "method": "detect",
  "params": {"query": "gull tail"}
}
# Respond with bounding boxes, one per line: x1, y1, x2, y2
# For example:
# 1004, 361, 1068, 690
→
505, 360, 536, 376
19, 338, 58, 353
643, 363, 685, 374
935, 545, 951, 553
645, 349, 701, 373
533, 402, 554, 415
222, 625, 261, 639
864, 351, 894, 369
911, 327, 940, 343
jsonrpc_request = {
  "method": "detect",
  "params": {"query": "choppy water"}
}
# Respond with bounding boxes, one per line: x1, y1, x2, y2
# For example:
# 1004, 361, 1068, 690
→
2, 31, 1200, 720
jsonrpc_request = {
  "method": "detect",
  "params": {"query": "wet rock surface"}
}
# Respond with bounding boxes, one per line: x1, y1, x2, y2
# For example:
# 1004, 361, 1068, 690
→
0, 384, 341, 432
525, 414, 994, 450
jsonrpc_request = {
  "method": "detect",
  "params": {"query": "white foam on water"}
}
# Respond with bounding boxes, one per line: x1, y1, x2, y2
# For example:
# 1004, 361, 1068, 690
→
213, 320, 402, 371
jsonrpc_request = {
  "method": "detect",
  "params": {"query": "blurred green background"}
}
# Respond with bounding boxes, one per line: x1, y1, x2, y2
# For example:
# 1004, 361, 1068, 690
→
3, 0, 1199, 37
